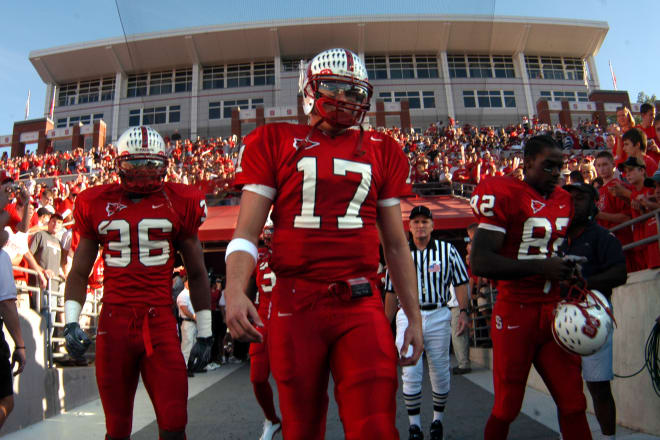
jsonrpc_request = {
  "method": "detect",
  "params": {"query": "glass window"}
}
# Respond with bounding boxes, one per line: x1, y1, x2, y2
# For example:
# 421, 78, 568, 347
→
365, 56, 387, 80
564, 58, 585, 81
56, 118, 67, 128
447, 55, 467, 78
129, 109, 141, 127
202, 65, 224, 90
477, 90, 490, 108
463, 90, 476, 108
379, 92, 392, 103
422, 91, 435, 108
226, 63, 251, 88
476, 90, 503, 108
525, 55, 542, 79
251, 98, 264, 108
389, 55, 414, 79
541, 57, 564, 80
80, 115, 91, 125
101, 77, 115, 101
503, 91, 516, 108
149, 71, 173, 95
281, 58, 304, 72
209, 102, 221, 120
468, 55, 493, 78
174, 69, 192, 93
253, 62, 275, 86
169, 105, 180, 123
143, 107, 167, 125
540, 91, 552, 101
69, 116, 80, 126
415, 55, 439, 79
58, 83, 77, 107
93, 113, 104, 122
577, 92, 588, 102
127, 74, 148, 98
223, 99, 249, 119
493, 56, 515, 78
78, 80, 99, 104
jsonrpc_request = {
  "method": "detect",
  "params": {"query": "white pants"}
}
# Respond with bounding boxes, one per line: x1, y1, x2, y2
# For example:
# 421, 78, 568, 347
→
180, 320, 197, 365
395, 307, 451, 396
450, 307, 470, 369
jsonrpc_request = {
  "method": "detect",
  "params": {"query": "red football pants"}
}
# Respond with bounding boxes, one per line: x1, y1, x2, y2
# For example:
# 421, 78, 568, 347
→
486, 300, 590, 440
95, 304, 188, 438
269, 277, 399, 440
250, 303, 271, 384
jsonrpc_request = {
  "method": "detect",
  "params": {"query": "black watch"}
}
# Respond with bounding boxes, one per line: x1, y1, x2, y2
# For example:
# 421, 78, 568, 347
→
459, 308, 468, 314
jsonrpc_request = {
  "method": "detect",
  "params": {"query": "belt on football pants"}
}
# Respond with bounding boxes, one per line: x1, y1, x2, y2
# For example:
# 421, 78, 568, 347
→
420, 303, 446, 311
182, 318, 195, 322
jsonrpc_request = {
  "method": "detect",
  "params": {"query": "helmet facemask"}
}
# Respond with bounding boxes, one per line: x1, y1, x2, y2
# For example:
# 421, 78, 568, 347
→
115, 126, 168, 194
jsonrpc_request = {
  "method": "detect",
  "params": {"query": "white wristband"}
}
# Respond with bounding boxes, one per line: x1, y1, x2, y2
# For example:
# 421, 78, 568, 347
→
225, 238, 258, 264
196, 309, 212, 338
64, 300, 82, 324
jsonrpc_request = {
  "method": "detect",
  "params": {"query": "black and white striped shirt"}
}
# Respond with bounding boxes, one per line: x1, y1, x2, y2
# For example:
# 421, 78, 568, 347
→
385, 239, 469, 306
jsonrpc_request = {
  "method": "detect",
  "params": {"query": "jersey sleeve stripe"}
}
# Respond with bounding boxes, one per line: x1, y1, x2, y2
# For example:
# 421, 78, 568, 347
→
243, 184, 277, 200
377, 197, 400, 207
478, 223, 506, 234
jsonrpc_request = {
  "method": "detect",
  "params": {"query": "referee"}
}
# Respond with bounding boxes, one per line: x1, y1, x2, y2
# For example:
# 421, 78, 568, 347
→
385, 205, 469, 440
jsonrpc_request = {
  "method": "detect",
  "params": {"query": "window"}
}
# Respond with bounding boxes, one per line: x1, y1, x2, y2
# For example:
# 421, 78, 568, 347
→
503, 91, 516, 108
468, 56, 493, 78
129, 109, 141, 127
525, 56, 542, 79
56, 118, 67, 128
564, 58, 585, 81
226, 63, 251, 88
389, 56, 414, 79
541, 57, 565, 80
577, 92, 588, 102
58, 83, 77, 106
463, 91, 476, 108
223, 99, 249, 119
415, 56, 439, 79
251, 98, 264, 108
447, 55, 467, 78
127, 74, 148, 98
143, 107, 167, 125
203, 65, 224, 90
365, 56, 387, 80
78, 80, 99, 104
93, 114, 104, 122
540, 91, 552, 101
69, 116, 80, 125
80, 115, 91, 125
281, 58, 303, 72
169, 106, 180, 123
379, 92, 392, 103
149, 71, 173, 96
174, 69, 192, 93
209, 102, 221, 120
478, 90, 501, 108
540, 90, 588, 102
422, 91, 435, 108
493, 56, 515, 78
253, 62, 275, 86
101, 77, 115, 101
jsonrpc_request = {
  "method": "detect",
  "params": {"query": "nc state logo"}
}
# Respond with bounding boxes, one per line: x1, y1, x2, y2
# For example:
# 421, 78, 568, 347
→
106, 202, 127, 217
293, 138, 320, 151
495, 315, 502, 330
530, 200, 546, 214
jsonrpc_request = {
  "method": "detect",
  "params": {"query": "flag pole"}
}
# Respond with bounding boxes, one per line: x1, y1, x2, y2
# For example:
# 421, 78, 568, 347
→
608, 60, 618, 91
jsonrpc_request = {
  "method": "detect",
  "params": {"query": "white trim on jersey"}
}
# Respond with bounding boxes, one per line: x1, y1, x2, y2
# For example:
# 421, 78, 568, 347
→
478, 223, 506, 234
243, 184, 276, 200
377, 197, 401, 207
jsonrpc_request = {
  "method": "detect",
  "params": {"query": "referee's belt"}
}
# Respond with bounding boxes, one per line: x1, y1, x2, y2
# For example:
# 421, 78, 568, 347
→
420, 303, 445, 311
182, 318, 195, 322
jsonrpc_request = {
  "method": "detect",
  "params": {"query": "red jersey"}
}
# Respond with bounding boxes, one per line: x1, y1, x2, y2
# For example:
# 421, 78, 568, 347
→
4, 203, 24, 233
235, 123, 413, 282
646, 215, 660, 269
255, 247, 276, 309
88, 255, 104, 290
597, 179, 634, 245
471, 176, 572, 302
74, 182, 206, 306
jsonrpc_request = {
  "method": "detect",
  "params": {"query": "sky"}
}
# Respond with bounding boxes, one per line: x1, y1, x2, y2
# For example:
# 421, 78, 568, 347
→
1, 0, 658, 136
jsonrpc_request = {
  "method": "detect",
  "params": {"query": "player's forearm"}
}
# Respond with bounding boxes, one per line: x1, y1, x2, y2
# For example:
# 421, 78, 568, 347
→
471, 249, 544, 280
0, 300, 25, 348
596, 211, 630, 224
225, 251, 257, 300
384, 292, 398, 323
63, 269, 88, 305
188, 276, 211, 312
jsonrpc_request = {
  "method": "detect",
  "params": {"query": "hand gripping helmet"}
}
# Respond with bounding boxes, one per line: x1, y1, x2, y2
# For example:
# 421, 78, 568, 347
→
299, 48, 373, 128
115, 126, 168, 194
552, 289, 615, 356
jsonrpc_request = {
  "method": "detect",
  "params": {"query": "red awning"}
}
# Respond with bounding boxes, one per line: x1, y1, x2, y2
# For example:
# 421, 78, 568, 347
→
198, 196, 476, 243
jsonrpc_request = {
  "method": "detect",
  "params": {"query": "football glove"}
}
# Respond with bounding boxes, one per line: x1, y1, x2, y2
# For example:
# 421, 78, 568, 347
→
187, 336, 213, 373
63, 322, 91, 359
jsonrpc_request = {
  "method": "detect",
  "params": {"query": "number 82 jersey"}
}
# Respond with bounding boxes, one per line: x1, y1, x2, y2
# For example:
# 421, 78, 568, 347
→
73, 182, 207, 306
470, 176, 572, 302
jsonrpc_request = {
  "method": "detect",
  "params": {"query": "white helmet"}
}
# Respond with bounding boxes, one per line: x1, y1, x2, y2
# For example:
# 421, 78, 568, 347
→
115, 126, 168, 193
298, 48, 373, 128
552, 289, 614, 356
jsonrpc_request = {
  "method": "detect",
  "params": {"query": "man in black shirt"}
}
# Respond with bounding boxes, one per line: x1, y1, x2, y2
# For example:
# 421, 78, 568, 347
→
561, 182, 627, 440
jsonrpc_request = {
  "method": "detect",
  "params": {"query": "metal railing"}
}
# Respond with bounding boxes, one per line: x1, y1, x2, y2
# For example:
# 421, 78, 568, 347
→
609, 207, 660, 253
470, 283, 496, 348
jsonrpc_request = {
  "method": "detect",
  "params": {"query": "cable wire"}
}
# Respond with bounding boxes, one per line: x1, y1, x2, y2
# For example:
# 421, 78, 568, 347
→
614, 322, 660, 398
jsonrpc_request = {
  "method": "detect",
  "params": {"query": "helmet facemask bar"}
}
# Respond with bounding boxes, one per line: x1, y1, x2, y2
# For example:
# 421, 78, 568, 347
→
116, 153, 168, 194
306, 74, 373, 128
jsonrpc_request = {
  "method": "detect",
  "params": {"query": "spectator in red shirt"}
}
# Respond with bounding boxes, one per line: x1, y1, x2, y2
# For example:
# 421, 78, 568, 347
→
622, 128, 658, 176
640, 170, 660, 268
639, 103, 658, 145
618, 156, 653, 269
612, 106, 635, 166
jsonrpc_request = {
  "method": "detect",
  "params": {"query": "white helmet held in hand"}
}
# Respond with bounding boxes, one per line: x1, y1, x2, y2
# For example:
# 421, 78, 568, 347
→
552, 289, 614, 356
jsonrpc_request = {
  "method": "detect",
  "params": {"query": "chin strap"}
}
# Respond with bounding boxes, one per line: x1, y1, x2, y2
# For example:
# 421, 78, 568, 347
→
563, 277, 617, 328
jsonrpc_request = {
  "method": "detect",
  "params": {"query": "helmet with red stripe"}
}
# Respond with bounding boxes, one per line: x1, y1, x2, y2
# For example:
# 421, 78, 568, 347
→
299, 48, 373, 128
115, 126, 168, 194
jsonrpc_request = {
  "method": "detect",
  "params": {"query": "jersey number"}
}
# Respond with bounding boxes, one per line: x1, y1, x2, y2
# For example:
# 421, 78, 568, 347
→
518, 217, 569, 259
470, 194, 495, 217
294, 158, 372, 229
98, 219, 173, 268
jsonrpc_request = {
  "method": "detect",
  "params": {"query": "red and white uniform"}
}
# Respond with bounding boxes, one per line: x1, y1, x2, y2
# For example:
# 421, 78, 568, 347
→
472, 176, 591, 440
250, 247, 275, 384
235, 123, 411, 440
73, 182, 206, 438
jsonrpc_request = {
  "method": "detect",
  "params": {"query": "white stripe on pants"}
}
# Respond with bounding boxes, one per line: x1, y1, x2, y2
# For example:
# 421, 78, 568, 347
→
395, 307, 451, 398
180, 320, 197, 365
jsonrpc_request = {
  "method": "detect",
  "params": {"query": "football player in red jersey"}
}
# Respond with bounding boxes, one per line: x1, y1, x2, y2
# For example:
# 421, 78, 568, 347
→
225, 48, 423, 440
63, 126, 212, 440
470, 135, 592, 440
250, 220, 282, 440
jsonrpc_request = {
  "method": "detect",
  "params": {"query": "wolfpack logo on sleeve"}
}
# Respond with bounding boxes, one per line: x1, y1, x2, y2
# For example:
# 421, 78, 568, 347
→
293, 138, 320, 151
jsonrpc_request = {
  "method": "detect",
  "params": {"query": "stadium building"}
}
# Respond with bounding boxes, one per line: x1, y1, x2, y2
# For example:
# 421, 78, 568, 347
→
25, 15, 611, 146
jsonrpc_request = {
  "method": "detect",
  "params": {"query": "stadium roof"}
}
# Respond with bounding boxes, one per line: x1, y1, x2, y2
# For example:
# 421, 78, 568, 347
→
29, 15, 608, 84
